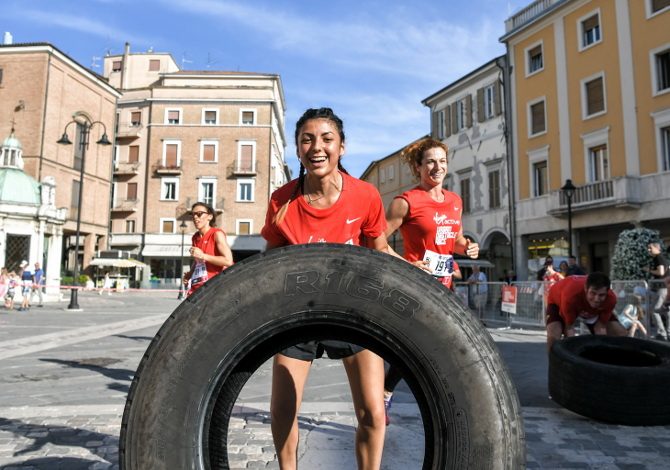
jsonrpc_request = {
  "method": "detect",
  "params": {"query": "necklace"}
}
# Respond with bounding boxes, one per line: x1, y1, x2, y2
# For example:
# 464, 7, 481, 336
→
304, 175, 342, 205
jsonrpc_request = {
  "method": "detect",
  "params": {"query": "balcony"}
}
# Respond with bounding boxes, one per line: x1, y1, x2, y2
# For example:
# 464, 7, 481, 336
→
227, 162, 257, 177
504, 0, 565, 34
548, 177, 642, 216
113, 161, 141, 175
152, 161, 183, 175
115, 122, 142, 140
111, 199, 139, 212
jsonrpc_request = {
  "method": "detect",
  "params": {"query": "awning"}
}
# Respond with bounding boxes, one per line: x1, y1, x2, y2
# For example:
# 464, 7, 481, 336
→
142, 245, 188, 257
89, 258, 148, 269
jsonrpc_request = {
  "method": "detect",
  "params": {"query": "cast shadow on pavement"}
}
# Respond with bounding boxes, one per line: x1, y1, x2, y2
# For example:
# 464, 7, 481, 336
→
114, 334, 154, 342
0, 416, 116, 468
39, 357, 135, 394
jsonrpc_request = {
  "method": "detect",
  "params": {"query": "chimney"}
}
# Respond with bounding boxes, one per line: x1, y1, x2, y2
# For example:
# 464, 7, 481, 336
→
3, 32, 13, 45
120, 42, 130, 90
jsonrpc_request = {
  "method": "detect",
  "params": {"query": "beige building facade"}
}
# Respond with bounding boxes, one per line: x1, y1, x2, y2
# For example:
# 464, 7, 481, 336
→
103, 45, 288, 287
0, 43, 120, 278
501, 0, 670, 278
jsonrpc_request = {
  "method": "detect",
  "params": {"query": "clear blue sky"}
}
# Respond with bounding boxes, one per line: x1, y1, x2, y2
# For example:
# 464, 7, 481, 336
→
4, 0, 529, 177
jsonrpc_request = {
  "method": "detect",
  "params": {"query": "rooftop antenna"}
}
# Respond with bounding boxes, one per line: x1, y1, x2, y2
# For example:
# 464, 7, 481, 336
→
91, 56, 101, 69
206, 52, 219, 69
181, 52, 193, 69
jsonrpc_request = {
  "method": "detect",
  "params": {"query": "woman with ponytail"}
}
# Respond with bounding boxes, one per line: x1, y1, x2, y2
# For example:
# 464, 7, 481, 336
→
261, 108, 389, 470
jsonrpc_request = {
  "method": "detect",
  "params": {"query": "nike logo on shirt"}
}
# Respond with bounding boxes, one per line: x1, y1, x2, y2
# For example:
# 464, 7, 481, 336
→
346, 217, 361, 224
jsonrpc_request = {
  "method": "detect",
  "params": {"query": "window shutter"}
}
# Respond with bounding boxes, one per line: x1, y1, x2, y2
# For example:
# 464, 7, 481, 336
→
451, 104, 458, 135
127, 183, 137, 200
445, 105, 451, 137
205, 110, 216, 123
586, 78, 604, 115
128, 145, 139, 163
240, 145, 253, 172
494, 81, 502, 116
131, 111, 141, 125
531, 102, 545, 134
477, 88, 485, 123
431, 111, 438, 137
149, 59, 160, 71
203, 144, 215, 162
652, 0, 670, 12
168, 110, 179, 122
583, 15, 599, 31
466, 95, 473, 128
166, 144, 178, 167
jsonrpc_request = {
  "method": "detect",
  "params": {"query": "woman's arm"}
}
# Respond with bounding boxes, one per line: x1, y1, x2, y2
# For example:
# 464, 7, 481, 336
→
453, 227, 479, 259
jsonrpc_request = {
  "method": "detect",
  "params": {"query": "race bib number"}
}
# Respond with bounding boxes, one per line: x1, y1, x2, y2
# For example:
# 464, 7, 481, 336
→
190, 260, 208, 287
423, 250, 454, 277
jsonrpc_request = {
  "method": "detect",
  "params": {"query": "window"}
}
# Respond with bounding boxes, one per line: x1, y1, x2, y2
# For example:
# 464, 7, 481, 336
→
460, 177, 471, 213
199, 178, 217, 207
74, 122, 85, 170
161, 218, 176, 234
240, 109, 256, 125
165, 109, 181, 125
488, 170, 501, 209
456, 98, 467, 131
653, 48, 670, 94
650, 0, 670, 15
436, 110, 445, 140
380, 167, 386, 184
388, 165, 395, 181
237, 179, 254, 202
533, 161, 548, 196
202, 109, 218, 125
0, 68, 3, 85
584, 75, 605, 117
662, 126, 670, 172
237, 141, 256, 173
128, 145, 139, 163
580, 12, 601, 49
483, 84, 496, 120
526, 43, 544, 75
126, 220, 136, 233
162, 140, 181, 167
112, 60, 122, 72
237, 220, 252, 235
588, 144, 609, 182
200, 141, 218, 163
130, 111, 141, 126
161, 178, 179, 200
149, 59, 160, 71
127, 182, 138, 200
529, 99, 546, 136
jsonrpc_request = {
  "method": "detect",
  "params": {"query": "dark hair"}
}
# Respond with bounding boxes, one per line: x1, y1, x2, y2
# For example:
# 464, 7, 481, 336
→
586, 272, 610, 290
274, 108, 348, 225
191, 202, 217, 227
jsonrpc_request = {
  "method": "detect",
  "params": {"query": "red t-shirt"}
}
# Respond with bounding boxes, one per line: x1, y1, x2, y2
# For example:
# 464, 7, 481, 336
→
189, 227, 227, 295
261, 172, 386, 246
547, 275, 616, 325
397, 187, 462, 288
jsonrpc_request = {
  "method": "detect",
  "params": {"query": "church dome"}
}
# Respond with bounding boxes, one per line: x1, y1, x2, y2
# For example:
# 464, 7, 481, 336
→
0, 168, 41, 205
2, 132, 22, 150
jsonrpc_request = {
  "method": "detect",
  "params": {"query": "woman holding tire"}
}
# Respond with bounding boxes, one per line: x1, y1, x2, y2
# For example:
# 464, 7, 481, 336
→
380, 137, 479, 424
261, 107, 391, 470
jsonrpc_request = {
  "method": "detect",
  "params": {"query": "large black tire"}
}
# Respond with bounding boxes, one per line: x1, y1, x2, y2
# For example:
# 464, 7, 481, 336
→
120, 244, 525, 469
549, 335, 670, 425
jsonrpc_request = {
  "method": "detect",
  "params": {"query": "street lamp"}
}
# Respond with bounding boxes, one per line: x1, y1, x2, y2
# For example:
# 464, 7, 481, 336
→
561, 179, 577, 258
178, 219, 188, 300
57, 115, 112, 310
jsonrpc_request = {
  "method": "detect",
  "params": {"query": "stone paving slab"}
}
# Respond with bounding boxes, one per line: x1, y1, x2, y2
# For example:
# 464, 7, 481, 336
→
2, 404, 670, 469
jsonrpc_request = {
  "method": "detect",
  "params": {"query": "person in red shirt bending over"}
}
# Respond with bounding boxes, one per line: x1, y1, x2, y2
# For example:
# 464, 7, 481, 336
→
262, 108, 393, 470
545, 272, 627, 353
184, 202, 234, 296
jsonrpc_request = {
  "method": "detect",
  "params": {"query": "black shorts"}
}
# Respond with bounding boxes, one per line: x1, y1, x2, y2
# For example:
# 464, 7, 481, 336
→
280, 341, 364, 361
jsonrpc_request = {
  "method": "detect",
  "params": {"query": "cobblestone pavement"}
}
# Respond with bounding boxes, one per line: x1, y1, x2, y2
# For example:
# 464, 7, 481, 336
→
1, 293, 670, 469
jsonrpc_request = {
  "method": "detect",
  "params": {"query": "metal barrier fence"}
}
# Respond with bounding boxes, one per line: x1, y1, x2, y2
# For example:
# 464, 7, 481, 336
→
454, 278, 667, 339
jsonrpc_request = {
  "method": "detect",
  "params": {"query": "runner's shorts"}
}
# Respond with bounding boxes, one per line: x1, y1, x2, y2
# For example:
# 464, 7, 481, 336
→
280, 341, 364, 361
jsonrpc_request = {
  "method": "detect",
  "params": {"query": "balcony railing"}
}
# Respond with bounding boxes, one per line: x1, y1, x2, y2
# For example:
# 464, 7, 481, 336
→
504, 0, 563, 33
113, 161, 141, 175
558, 180, 613, 206
152, 162, 183, 175
550, 177, 642, 215
115, 122, 142, 139
227, 162, 257, 177
111, 199, 139, 212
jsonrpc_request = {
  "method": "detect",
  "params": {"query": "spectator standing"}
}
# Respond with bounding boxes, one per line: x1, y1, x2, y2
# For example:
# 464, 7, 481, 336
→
468, 264, 488, 311
536, 256, 553, 281
31, 262, 44, 307
566, 255, 586, 276
559, 261, 569, 278
0, 267, 8, 301
5, 271, 17, 310
18, 261, 33, 312
647, 242, 668, 340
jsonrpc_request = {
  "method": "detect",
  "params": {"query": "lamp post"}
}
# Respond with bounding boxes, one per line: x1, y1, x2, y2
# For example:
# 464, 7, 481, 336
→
561, 179, 577, 258
178, 219, 188, 300
57, 115, 112, 310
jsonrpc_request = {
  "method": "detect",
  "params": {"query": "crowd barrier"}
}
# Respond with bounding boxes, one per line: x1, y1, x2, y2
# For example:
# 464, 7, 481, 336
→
454, 278, 667, 339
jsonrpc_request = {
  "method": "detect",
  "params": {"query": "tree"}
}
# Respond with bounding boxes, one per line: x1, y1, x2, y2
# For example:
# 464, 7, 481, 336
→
610, 228, 662, 281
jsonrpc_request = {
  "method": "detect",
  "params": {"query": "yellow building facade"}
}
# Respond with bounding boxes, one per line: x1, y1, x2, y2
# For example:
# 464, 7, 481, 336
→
502, 0, 670, 278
